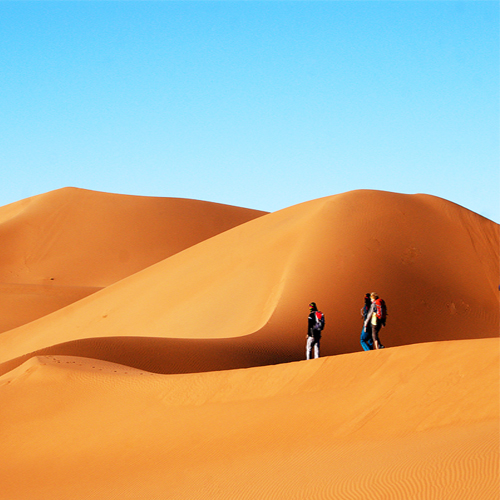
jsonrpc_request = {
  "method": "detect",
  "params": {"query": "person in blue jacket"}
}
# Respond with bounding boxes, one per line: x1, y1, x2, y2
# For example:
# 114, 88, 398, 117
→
360, 293, 373, 351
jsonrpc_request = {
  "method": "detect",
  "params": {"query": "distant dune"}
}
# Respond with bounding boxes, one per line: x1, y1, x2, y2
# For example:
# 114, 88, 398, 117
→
0, 189, 497, 499
0, 187, 267, 332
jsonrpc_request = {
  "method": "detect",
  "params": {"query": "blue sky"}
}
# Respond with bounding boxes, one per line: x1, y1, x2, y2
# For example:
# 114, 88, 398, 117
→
1, 1, 498, 221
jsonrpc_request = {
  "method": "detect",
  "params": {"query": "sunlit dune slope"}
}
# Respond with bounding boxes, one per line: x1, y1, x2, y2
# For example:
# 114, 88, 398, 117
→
0, 283, 100, 334
0, 190, 497, 375
0, 338, 497, 500
0, 187, 267, 332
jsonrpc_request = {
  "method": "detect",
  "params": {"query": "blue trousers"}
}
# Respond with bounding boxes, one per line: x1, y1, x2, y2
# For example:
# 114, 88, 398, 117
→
360, 326, 373, 351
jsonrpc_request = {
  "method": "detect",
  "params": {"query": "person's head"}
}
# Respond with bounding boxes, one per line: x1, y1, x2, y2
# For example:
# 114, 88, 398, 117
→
309, 302, 317, 312
370, 292, 379, 302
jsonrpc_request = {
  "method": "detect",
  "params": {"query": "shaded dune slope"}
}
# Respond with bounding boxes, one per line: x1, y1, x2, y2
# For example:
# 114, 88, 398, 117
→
0, 187, 267, 333
0, 190, 497, 375
0, 338, 498, 499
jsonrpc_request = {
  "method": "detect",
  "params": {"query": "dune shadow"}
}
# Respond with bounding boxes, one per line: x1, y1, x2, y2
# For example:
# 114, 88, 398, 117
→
0, 334, 301, 377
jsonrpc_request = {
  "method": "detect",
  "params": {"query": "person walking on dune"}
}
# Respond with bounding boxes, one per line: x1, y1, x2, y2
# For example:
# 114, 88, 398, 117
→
306, 302, 325, 359
360, 293, 373, 351
363, 292, 387, 350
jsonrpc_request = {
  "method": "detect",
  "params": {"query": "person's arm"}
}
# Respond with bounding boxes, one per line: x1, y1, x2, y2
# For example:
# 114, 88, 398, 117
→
364, 304, 374, 328
306, 313, 313, 337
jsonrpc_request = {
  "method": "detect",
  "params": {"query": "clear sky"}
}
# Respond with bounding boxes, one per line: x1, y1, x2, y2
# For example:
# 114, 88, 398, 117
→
1, 1, 498, 221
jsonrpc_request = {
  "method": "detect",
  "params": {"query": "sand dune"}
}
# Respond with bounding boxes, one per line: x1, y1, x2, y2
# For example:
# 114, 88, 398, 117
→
0, 188, 498, 499
0, 338, 497, 499
0, 187, 266, 332
0, 190, 497, 375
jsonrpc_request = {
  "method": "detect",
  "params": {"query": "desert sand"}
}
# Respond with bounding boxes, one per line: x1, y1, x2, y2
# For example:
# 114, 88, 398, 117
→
0, 187, 266, 333
0, 188, 498, 499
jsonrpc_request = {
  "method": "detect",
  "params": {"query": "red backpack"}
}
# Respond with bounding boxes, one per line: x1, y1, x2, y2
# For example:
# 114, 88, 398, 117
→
375, 299, 387, 325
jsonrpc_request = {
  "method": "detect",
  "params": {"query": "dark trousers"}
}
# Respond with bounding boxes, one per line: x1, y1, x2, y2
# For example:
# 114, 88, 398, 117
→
371, 322, 383, 347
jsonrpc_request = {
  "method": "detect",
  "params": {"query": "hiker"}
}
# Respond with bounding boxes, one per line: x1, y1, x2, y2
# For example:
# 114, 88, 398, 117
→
360, 293, 373, 351
306, 302, 325, 359
363, 292, 386, 349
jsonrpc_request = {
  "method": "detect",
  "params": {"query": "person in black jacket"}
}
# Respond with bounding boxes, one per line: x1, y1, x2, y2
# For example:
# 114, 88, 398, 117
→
306, 302, 324, 359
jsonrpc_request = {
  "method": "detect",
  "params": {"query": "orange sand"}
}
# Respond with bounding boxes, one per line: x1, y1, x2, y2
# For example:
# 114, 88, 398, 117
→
0, 187, 266, 333
0, 188, 498, 499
